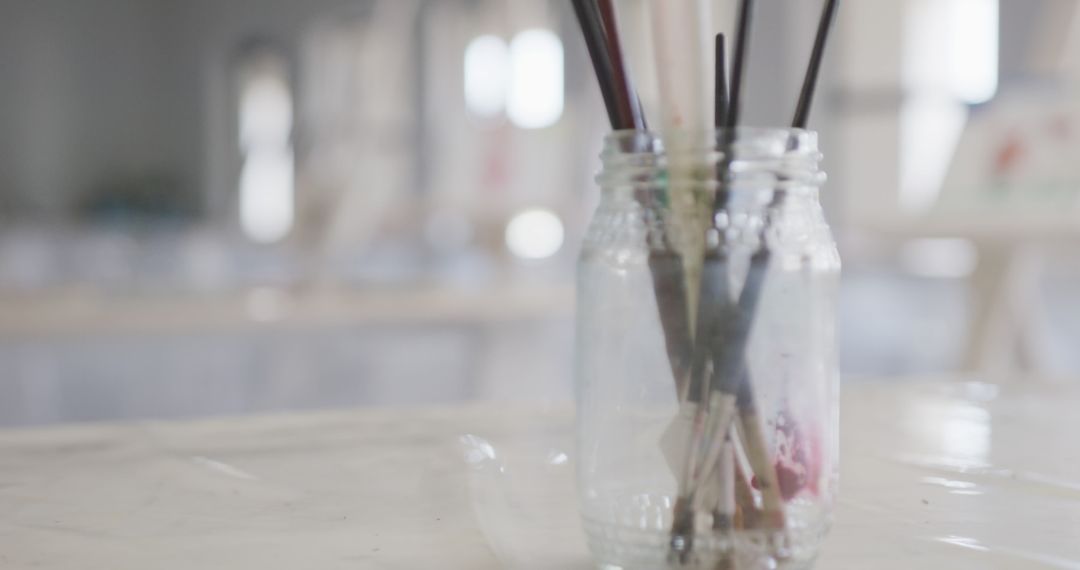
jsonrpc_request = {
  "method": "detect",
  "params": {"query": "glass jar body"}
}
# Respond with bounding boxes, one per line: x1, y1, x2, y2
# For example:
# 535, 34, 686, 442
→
575, 130, 841, 569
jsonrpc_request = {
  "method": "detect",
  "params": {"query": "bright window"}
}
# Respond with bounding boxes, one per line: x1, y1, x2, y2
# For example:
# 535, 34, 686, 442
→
238, 50, 295, 243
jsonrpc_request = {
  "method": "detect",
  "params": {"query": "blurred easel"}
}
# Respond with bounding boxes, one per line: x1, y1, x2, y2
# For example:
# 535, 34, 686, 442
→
934, 99, 1080, 376
955, 2, 1080, 376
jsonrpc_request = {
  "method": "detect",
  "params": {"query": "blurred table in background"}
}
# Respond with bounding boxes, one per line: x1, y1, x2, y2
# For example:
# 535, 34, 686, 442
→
0, 286, 575, 427
0, 286, 573, 336
1, 379, 1078, 569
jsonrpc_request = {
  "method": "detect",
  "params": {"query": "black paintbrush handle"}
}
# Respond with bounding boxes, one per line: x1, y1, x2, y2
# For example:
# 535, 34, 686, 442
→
793, 0, 840, 129
572, 0, 621, 128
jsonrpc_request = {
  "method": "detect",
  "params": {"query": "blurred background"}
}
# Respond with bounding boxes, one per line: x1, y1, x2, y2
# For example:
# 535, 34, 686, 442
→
1, 0, 1079, 427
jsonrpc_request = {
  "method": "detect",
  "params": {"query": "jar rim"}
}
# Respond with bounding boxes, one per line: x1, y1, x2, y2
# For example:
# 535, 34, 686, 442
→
597, 128, 824, 190
601, 127, 817, 154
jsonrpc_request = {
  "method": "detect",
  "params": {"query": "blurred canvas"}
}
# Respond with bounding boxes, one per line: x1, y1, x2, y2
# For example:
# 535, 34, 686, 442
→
939, 94, 1080, 222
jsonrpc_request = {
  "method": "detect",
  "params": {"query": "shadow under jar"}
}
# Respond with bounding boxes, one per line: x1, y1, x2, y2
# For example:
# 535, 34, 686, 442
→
575, 129, 840, 570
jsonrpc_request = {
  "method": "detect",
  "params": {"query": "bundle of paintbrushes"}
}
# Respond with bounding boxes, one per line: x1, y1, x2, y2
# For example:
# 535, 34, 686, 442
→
573, 0, 840, 566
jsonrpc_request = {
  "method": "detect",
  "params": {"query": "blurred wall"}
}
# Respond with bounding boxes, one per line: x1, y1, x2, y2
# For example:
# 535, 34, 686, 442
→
0, 0, 200, 215
0, 0, 389, 221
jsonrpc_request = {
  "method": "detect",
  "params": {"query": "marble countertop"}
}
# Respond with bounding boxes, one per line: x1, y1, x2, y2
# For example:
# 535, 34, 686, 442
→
1, 380, 1078, 569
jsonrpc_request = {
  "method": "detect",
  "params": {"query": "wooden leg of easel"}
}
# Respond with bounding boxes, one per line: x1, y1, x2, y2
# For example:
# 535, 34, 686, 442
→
963, 244, 1011, 373
1008, 246, 1053, 377
964, 243, 1051, 377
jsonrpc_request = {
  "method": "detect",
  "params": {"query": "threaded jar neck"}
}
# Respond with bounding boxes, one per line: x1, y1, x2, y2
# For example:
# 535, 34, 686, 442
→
597, 128, 825, 193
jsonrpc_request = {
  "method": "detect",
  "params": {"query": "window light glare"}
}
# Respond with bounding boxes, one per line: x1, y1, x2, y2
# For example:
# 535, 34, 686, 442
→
507, 29, 564, 129
238, 56, 295, 244
505, 209, 564, 260
240, 75, 293, 151
948, 0, 999, 104
464, 35, 510, 118
240, 148, 294, 244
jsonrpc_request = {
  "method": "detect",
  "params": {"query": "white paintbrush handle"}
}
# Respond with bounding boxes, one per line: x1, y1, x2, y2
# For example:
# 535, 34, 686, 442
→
648, 0, 710, 133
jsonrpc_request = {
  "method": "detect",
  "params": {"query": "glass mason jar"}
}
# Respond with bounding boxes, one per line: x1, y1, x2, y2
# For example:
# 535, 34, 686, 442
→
575, 129, 840, 569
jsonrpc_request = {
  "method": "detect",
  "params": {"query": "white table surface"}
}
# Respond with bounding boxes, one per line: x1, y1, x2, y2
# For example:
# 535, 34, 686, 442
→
1, 380, 1078, 569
